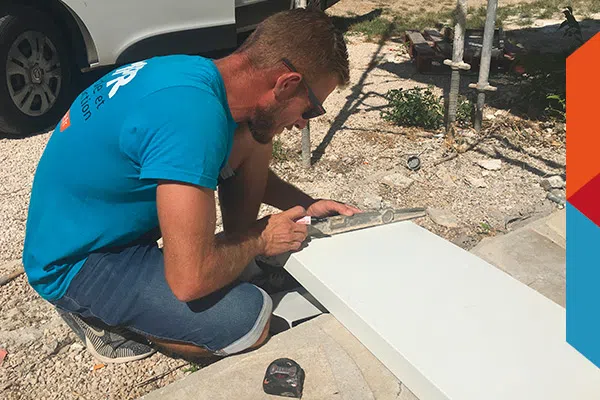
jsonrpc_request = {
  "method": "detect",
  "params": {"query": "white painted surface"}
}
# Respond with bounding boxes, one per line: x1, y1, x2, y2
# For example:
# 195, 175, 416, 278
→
62, 0, 235, 65
284, 222, 600, 400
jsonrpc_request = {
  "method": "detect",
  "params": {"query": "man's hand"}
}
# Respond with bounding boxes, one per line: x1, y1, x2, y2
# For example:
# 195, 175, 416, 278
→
306, 199, 362, 218
256, 206, 308, 256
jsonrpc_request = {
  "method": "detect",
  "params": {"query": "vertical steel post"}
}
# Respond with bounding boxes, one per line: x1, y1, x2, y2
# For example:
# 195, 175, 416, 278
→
444, 0, 470, 138
469, 0, 498, 132
297, 0, 311, 168
301, 124, 311, 168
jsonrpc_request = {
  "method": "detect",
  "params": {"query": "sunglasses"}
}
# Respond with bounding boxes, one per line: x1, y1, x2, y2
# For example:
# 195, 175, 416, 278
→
281, 58, 326, 120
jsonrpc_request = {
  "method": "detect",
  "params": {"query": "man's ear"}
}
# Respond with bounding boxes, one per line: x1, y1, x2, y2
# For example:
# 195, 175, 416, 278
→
273, 73, 303, 101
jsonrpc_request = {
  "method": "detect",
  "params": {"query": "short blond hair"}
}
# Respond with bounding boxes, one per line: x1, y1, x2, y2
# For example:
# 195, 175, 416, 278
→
235, 8, 350, 86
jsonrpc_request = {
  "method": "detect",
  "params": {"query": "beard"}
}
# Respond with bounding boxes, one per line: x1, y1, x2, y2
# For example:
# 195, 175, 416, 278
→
247, 103, 285, 145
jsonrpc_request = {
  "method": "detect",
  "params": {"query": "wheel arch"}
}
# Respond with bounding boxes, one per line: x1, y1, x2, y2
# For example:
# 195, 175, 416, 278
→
1, 0, 98, 70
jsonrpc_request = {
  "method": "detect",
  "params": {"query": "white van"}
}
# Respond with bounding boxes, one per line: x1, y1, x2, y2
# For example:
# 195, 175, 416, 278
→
0, 0, 339, 136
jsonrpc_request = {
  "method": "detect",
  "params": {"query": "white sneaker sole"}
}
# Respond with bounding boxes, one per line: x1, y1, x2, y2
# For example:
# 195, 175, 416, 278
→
84, 337, 156, 364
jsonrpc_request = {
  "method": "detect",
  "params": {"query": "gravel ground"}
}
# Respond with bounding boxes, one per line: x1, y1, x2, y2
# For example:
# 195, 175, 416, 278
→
0, 23, 565, 400
327, 0, 539, 18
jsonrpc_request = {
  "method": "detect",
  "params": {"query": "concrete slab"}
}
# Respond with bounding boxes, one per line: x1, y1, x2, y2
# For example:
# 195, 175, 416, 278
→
140, 315, 416, 400
472, 210, 565, 306
283, 221, 600, 400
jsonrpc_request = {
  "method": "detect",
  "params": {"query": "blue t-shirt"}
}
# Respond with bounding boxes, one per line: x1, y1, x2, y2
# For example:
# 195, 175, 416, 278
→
22, 55, 237, 301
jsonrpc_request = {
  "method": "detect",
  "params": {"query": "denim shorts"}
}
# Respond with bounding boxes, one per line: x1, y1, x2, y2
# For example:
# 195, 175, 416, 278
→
50, 241, 272, 356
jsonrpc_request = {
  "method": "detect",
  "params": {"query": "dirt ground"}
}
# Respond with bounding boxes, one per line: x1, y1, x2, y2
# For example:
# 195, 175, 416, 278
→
327, 0, 522, 16
0, 0, 578, 398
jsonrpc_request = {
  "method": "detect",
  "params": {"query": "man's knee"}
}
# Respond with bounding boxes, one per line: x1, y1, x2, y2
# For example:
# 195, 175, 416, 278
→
151, 315, 270, 362
213, 283, 273, 356
142, 283, 273, 360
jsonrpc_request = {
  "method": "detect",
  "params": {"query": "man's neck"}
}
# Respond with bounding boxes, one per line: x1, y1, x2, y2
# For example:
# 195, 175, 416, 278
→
214, 55, 263, 123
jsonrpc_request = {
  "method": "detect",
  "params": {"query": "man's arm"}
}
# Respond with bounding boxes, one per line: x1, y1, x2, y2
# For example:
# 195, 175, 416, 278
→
157, 181, 307, 302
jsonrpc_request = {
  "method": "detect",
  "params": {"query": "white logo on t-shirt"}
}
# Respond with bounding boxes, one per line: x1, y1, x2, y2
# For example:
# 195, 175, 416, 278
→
106, 61, 147, 99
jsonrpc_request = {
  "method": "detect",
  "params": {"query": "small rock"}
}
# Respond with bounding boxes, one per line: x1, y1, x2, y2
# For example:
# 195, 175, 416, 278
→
465, 176, 487, 188
43, 340, 60, 355
540, 175, 565, 190
70, 342, 84, 352
381, 173, 414, 190
547, 191, 566, 206
476, 159, 502, 171
427, 208, 459, 228
482, 171, 490, 177
548, 188, 566, 204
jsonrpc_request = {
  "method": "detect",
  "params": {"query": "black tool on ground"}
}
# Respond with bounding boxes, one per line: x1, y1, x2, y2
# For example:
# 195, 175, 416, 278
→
263, 358, 305, 398
406, 155, 421, 171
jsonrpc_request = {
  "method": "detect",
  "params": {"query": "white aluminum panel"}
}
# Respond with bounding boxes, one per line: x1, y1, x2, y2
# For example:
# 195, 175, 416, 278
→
284, 222, 600, 400
61, 0, 236, 65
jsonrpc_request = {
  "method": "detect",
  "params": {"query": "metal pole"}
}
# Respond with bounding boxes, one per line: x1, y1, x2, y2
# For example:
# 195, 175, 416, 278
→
301, 124, 311, 168
444, 0, 470, 138
469, 0, 498, 132
297, 0, 311, 168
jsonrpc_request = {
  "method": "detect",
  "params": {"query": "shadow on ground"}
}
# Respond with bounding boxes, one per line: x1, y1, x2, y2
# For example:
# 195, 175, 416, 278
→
371, 19, 599, 121
307, 15, 600, 161
311, 11, 397, 164
330, 8, 385, 32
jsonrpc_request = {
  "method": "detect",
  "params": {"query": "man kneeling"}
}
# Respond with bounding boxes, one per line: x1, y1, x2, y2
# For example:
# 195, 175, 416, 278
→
22, 9, 358, 363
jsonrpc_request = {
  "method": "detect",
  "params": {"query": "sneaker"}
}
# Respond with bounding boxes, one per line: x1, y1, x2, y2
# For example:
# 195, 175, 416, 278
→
57, 310, 156, 364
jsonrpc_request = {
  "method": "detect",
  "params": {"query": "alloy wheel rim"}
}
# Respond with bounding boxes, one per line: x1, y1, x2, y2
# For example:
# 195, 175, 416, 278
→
6, 30, 62, 116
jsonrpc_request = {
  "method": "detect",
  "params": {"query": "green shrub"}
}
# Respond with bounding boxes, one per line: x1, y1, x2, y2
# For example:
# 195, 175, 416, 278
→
381, 87, 444, 130
183, 363, 201, 373
546, 93, 566, 120
456, 96, 474, 127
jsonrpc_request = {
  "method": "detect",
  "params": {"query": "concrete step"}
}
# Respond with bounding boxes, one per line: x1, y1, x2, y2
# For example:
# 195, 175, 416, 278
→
140, 314, 417, 400
472, 209, 565, 306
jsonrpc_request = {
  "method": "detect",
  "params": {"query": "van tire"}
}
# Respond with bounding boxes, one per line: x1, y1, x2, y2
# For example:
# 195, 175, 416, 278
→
0, 6, 76, 136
